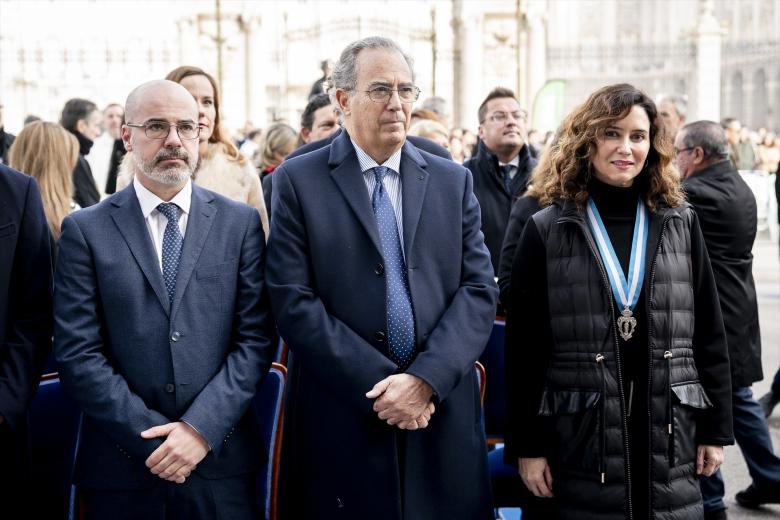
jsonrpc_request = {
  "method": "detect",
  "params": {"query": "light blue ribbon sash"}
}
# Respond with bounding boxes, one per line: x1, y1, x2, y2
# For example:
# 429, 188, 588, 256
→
586, 197, 649, 336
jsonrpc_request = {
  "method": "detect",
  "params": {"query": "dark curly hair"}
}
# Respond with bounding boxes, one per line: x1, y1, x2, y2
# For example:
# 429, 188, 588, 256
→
538, 83, 683, 211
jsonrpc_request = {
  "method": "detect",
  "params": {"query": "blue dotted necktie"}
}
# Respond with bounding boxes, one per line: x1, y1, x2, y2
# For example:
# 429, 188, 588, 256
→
499, 164, 513, 193
157, 203, 183, 304
371, 166, 415, 369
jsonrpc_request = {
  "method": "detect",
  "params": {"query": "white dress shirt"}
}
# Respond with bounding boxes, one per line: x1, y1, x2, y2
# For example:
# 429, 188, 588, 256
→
350, 139, 405, 253
133, 175, 192, 271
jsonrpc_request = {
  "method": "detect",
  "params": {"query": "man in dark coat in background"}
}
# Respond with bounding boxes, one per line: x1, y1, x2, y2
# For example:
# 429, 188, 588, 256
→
0, 164, 53, 516
464, 87, 537, 282
267, 36, 497, 520
677, 120, 780, 518
61, 98, 102, 208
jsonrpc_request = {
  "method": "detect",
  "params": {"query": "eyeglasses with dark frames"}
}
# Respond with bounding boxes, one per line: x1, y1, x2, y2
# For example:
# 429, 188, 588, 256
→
125, 121, 200, 140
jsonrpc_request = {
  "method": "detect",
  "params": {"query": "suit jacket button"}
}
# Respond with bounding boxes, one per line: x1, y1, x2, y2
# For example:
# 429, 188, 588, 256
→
374, 263, 384, 276
164, 383, 175, 393
374, 331, 386, 343
171, 331, 181, 342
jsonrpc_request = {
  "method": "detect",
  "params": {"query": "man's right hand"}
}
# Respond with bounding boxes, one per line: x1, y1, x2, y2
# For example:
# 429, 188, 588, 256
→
519, 457, 554, 498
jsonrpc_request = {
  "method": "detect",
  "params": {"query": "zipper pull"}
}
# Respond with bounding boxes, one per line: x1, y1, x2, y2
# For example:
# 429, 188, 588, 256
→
596, 353, 605, 363
601, 472, 606, 484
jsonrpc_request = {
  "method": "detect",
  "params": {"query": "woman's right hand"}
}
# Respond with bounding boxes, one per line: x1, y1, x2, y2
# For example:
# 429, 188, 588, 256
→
519, 457, 554, 497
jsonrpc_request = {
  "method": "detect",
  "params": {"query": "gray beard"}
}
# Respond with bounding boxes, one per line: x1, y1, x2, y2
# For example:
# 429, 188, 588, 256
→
135, 152, 195, 186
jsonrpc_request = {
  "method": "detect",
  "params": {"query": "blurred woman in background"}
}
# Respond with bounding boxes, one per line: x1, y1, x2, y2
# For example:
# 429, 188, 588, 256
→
408, 119, 450, 151
256, 122, 298, 213
9, 121, 80, 254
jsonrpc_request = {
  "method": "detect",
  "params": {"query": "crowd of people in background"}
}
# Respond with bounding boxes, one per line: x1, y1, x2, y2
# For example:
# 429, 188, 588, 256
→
1, 33, 780, 520
1, 74, 779, 247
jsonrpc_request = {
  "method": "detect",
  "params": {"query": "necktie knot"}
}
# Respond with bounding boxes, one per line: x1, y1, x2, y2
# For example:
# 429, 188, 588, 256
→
157, 203, 180, 223
373, 166, 388, 186
500, 164, 514, 175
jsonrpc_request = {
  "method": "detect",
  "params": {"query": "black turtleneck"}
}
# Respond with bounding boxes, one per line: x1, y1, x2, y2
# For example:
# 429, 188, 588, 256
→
587, 177, 648, 405
69, 131, 100, 208
74, 130, 94, 157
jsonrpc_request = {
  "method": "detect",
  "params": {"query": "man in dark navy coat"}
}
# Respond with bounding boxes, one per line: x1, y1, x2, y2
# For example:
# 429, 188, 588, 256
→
677, 120, 780, 518
0, 164, 52, 514
266, 37, 498, 520
54, 80, 275, 519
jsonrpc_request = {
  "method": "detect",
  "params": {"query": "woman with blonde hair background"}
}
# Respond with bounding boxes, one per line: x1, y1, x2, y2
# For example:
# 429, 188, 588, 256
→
117, 66, 269, 237
408, 119, 450, 151
505, 83, 732, 519
256, 122, 298, 213
9, 121, 80, 246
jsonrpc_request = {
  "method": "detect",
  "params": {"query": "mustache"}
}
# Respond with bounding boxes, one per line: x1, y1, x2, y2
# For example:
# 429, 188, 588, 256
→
154, 148, 190, 164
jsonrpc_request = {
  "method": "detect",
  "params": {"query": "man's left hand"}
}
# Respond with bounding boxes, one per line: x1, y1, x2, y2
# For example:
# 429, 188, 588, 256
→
141, 422, 209, 484
366, 374, 434, 429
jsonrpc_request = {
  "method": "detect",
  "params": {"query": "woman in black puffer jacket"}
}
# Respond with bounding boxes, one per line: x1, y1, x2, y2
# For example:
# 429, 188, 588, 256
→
505, 84, 733, 520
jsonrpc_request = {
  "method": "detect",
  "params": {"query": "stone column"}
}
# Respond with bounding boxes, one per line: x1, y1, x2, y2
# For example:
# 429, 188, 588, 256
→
240, 15, 266, 128
451, 0, 483, 129
524, 3, 547, 114
691, 0, 725, 121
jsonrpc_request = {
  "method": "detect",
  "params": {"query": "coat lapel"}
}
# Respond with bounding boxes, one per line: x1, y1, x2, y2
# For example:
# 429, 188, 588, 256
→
399, 141, 429, 258
328, 131, 383, 255
170, 185, 216, 321
110, 184, 170, 316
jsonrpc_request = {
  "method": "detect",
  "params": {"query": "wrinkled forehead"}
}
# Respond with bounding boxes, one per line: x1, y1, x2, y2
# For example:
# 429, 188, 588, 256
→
355, 48, 413, 86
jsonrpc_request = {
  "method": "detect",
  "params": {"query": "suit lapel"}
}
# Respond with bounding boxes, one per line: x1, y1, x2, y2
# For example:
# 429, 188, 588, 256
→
399, 141, 429, 258
170, 185, 216, 321
328, 132, 383, 255
110, 185, 170, 316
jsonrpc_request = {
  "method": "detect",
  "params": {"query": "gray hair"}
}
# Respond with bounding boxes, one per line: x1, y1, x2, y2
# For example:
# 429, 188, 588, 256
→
660, 95, 687, 119
679, 120, 730, 161
331, 36, 415, 92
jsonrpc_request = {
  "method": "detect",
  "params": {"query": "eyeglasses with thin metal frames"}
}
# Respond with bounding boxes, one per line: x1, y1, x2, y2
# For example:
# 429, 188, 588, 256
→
361, 85, 421, 104
484, 111, 527, 124
125, 122, 200, 140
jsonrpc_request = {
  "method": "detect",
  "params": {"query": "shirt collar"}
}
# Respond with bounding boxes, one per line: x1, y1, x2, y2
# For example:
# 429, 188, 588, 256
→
498, 154, 520, 168
350, 138, 403, 175
133, 174, 192, 218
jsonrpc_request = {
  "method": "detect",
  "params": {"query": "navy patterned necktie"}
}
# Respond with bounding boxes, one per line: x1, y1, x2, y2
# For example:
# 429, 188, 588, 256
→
371, 166, 416, 369
156, 202, 183, 304
499, 164, 513, 193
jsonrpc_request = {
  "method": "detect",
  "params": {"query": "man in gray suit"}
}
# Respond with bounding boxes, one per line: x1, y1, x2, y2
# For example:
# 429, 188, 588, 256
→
54, 80, 275, 519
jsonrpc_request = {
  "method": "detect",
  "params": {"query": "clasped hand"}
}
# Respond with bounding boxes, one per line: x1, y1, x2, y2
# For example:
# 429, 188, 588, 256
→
140, 421, 209, 484
366, 373, 435, 430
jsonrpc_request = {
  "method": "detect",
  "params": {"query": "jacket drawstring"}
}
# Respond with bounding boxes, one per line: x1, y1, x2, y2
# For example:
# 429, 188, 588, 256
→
664, 350, 674, 465
596, 352, 606, 484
